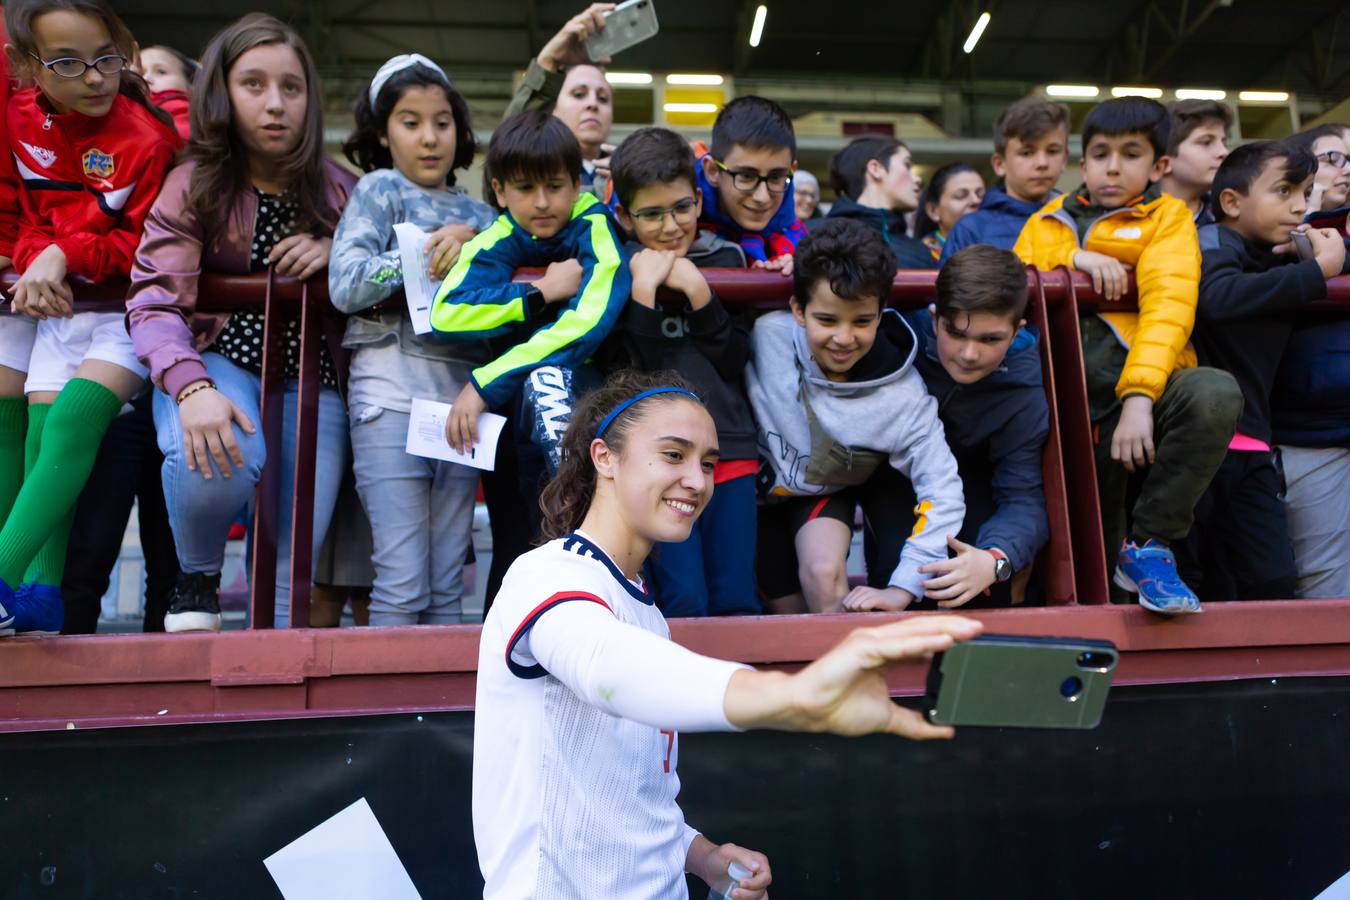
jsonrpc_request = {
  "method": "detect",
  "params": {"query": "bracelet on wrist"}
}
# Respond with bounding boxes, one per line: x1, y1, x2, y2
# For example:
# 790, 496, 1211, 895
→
176, 381, 216, 405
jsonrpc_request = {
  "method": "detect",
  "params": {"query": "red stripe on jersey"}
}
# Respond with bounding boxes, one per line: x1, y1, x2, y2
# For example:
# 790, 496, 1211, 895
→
505, 591, 614, 678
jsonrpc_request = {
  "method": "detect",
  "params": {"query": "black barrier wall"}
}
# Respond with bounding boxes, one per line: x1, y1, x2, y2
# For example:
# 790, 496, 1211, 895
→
3, 677, 1349, 898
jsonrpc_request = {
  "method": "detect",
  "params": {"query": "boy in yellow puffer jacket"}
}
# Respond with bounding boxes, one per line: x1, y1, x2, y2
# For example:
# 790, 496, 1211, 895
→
1014, 97, 1241, 615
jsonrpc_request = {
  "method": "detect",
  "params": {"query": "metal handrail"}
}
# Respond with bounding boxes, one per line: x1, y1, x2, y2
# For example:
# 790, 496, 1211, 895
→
2, 267, 1347, 618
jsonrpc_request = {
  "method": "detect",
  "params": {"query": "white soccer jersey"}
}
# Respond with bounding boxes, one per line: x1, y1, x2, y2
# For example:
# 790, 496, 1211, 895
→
473, 531, 744, 900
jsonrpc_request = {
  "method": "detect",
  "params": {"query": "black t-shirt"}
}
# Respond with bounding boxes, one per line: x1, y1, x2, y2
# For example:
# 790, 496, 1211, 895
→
210, 189, 338, 388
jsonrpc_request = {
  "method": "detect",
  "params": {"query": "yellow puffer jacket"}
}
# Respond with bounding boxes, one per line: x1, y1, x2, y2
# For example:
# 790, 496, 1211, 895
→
1013, 191, 1200, 403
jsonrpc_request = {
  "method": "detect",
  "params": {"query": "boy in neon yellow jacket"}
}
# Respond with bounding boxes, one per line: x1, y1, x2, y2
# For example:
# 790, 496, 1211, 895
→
432, 110, 630, 467
1014, 97, 1240, 615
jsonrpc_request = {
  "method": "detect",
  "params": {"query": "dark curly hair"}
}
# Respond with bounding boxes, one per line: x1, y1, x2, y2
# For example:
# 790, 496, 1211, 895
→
792, 218, 899, 308
539, 370, 704, 541
342, 63, 476, 186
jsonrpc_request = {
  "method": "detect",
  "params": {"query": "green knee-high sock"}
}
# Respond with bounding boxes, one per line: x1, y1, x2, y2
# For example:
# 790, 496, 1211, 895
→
22, 402, 50, 478
0, 380, 121, 587
0, 398, 27, 524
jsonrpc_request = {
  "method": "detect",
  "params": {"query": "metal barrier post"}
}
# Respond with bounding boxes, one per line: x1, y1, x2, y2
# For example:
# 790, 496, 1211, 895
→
1024, 266, 1077, 605
287, 282, 321, 628
248, 270, 285, 628
1043, 267, 1111, 604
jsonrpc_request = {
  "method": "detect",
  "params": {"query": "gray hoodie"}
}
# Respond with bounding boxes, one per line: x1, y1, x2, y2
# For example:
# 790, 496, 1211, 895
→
746, 310, 965, 598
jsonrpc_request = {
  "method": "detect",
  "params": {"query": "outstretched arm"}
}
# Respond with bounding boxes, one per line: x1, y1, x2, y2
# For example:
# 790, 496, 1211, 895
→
524, 596, 981, 738
724, 615, 982, 738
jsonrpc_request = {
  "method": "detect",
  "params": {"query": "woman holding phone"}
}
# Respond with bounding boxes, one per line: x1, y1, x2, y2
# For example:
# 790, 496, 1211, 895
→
504, 3, 618, 196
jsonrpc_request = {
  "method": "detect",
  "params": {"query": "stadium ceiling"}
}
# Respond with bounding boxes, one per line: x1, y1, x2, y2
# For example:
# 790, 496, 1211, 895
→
120, 0, 1350, 102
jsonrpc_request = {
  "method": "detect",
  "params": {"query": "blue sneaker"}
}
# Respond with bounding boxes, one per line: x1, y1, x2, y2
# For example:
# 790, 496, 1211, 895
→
0, 578, 16, 636
9, 583, 64, 636
1114, 539, 1202, 615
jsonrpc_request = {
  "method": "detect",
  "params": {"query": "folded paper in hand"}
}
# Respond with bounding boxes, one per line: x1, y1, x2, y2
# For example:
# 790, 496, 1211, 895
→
405, 397, 505, 471
394, 222, 435, 334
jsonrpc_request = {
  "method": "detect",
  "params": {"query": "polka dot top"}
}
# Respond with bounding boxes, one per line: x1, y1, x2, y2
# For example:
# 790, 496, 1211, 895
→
209, 189, 339, 388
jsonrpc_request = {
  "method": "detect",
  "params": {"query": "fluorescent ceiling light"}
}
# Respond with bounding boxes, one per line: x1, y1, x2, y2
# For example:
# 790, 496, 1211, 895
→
664, 102, 719, 113
1175, 88, 1227, 100
1046, 84, 1099, 98
606, 71, 653, 85
749, 5, 767, 47
962, 12, 991, 54
666, 73, 725, 85
1111, 86, 1163, 98
1239, 90, 1290, 102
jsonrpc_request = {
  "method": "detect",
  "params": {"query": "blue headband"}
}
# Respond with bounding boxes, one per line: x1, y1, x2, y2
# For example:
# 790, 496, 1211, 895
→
595, 388, 700, 439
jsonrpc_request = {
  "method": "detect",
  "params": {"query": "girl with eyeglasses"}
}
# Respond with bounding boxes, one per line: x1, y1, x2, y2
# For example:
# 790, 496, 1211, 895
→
1288, 124, 1350, 216
0, 0, 182, 637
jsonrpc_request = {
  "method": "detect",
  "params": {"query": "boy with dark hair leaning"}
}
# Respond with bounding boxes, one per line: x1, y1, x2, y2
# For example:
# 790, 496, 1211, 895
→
747, 218, 965, 615
1186, 140, 1348, 600
824, 135, 931, 268
868, 245, 1050, 607
941, 96, 1070, 262
608, 126, 760, 617
1014, 96, 1242, 614
1160, 99, 1233, 226
696, 95, 806, 275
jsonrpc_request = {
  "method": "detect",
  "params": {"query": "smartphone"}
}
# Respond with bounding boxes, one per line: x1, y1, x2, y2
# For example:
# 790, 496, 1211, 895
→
585, 0, 660, 61
1291, 230, 1315, 262
925, 634, 1118, 729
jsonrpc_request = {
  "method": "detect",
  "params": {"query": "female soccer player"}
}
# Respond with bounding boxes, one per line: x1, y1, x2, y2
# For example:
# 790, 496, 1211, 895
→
473, 369, 982, 899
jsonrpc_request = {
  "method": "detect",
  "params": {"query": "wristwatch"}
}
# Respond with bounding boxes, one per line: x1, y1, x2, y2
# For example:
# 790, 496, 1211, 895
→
987, 547, 1013, 583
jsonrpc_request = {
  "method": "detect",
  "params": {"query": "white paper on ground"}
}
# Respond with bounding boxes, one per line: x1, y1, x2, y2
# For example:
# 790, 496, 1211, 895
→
1315, 870, 1350, 899
263, 797, 422, 900
393, 222, 435, 334
405, 396, 505, 471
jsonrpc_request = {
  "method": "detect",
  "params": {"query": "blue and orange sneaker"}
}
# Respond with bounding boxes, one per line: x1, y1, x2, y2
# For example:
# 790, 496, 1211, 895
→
6, 583, 64, 636
1114, 538, 1201, 615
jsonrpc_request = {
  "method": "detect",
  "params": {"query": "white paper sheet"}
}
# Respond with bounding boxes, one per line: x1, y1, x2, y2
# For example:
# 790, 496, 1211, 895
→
393, 222, 435, 335
405, 396, 505, 471
264, 797, 422, 900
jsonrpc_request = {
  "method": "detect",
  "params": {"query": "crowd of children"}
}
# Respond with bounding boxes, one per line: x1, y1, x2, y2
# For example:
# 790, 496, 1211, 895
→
1, 0, 1348, 639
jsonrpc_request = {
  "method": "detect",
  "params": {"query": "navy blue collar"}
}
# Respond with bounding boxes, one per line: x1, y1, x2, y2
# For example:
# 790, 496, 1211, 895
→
561, 532, 652, 604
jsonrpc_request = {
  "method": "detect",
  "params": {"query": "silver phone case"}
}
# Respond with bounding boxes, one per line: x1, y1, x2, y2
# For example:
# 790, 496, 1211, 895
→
585, 0, 660, 60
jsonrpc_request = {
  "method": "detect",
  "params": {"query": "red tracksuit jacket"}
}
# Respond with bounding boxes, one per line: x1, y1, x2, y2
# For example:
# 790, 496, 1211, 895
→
8, 88, 182, 281
0, 16, 19, 260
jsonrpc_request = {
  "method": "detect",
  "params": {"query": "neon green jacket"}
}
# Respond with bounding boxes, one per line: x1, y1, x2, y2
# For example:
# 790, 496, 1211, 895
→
430, 193, 630, 407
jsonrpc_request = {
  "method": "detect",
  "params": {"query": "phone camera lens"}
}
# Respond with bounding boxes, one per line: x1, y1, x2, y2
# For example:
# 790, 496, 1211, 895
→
1076, 651, 1114, 671
1059, 676, 1083, 700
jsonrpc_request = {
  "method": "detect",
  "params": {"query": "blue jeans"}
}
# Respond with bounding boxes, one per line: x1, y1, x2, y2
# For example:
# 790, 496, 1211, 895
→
646, 474, 760, 617
154, 353, 350, 627
350, 405, 477, 625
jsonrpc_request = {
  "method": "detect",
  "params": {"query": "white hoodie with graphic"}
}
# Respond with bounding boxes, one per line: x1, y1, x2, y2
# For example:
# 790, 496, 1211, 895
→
746, 310, 966, 598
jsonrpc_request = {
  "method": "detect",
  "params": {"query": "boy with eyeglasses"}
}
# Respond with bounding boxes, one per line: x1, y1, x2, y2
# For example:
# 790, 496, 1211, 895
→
695, 96, 806, 277
607, 126, 760, 618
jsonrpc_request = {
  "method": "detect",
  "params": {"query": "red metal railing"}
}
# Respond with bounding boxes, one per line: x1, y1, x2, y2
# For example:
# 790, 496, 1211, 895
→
1, 269, 1348, 733
0, 271, 327, 629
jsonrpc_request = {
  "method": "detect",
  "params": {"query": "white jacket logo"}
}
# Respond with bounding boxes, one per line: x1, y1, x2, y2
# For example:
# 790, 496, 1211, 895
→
1113, 226, 1143, 240
21, 142, 56, 168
